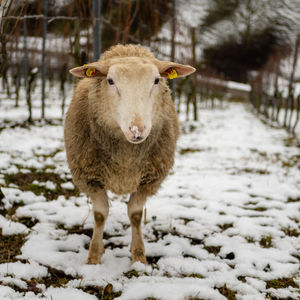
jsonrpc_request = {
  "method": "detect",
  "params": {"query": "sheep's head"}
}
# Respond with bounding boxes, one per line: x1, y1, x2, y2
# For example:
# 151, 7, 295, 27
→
70, 56, 195, 144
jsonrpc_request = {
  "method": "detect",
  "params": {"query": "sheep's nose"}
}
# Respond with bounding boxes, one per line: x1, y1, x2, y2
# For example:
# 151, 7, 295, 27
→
129, 125, 146, 143
129, 125, 144, 135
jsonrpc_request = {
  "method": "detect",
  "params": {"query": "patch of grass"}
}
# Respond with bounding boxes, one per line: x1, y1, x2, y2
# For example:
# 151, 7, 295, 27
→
147, 256, 162, 265
245, 237, 255, 243
162, 271, 172, 278
105, 241, 125, 250
153, 228, 204, 245
188, 273, 204, 279
250, 149, 267, 157
183, 254, 197, 259
281, 154, 300, 169
1, 266, 83, 295
181, 124, 199, 134
0, 230, 27, 263
189, 237, 203, 245
259, 236, 273, 248
180, 217, 194, 225
245, 201, 258, 205
291, 253, 300, 262
283, 136, 300, 147
57, 224, 129, 251
0, 280, 29, 294
239, 168, 270, 175
266, 277, 298, 289
17, 217, 38, 228
33, 149, 62, 159
56, 224, 125, 243
56, 224, 93, 238
123, 269, 140, 279
203, 245, 221, 255
0, 119, 62, 133
253, 206, 267, 212
218, 223, 233, 231
281, 227, 299, 237
151, 228, 169, 242
265, 293, 295, 299
216, 284, 237, 300
264, 263, 272, 272
237, 276, 246, 283
4, 170, 79, 200
44, 267, 80, 287
287, 197, 300, 203
24, 279, 43, 294
0, 203, 21, 218
179, 148, 202, 155
249, 194, 272, 200
225, 252, 235, 260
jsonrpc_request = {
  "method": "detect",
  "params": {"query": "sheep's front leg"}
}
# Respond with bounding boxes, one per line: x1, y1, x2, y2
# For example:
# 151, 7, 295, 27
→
128, 191, 147, 264
87, 189, 109, 264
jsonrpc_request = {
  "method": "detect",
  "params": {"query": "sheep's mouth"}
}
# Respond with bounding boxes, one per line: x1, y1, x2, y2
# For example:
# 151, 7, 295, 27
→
127, 136, 146, 144
122, 127, 149, 144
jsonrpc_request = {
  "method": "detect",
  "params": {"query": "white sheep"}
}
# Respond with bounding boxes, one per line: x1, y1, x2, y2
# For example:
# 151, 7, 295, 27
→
64, 44, 195, 264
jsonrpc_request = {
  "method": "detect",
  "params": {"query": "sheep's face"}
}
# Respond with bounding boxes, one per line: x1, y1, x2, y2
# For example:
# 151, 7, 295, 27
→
104, 60, 160, 144
70, 56, 195, 144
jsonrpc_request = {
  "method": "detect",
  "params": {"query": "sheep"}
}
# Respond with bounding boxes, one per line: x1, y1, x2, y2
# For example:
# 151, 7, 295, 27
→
64, 44, 195, 264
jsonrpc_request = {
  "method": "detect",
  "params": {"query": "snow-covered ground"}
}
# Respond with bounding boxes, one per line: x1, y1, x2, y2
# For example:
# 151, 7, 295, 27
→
0, 98, 299, 299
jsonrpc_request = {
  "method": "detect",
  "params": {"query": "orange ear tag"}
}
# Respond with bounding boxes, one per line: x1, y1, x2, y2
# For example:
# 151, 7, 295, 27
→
167, 68, 178, 79
86, 67, 96, 77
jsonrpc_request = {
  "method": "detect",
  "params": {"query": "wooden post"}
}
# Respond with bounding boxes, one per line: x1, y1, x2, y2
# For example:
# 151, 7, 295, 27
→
263, 69, 270, 118
284, 35, 299, 127
23, 17, 32, 122
191, 27, 197, 120
292, 94, 300, 133
93, 0, 102, 61
41, 0, 48, 119
170, 0, 176, 100
272, 59, 279, 121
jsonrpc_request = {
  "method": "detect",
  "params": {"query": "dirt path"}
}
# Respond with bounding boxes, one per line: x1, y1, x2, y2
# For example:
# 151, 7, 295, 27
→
0, 102, 299, 299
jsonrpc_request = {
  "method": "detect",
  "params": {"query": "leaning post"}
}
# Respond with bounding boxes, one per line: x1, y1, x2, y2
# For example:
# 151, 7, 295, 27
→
170, 0, 176, 101
23, 17, 32, 122
41, 0, 48, 120
93, 0, 102, 61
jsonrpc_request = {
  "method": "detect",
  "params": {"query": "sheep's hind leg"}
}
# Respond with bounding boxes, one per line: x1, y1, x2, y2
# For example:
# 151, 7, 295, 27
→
128, 191, 147, 264
87, 189, 109, 264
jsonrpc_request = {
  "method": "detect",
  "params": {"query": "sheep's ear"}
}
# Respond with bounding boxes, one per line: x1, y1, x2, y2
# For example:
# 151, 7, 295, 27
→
69, 62, 108, 78
155, 60, 196, 79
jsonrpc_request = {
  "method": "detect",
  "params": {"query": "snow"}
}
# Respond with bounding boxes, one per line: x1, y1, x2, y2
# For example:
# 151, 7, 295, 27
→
61, 182, 74, 190
227, 81, 251, 92
0, 215, 28, 235
120, 277, 225, 300
0, 262, 48, 280
0, 95, 300, 299
44, 287, 97, 300
1, 188, 46, 208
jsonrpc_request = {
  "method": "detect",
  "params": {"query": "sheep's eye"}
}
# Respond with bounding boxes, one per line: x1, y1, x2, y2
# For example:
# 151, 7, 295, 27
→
108, 78, 114, 85
154, 78, 159, 85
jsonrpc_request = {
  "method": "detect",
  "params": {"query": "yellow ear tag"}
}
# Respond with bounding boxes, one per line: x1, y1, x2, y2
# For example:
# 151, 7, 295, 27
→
167, 68, 178, 79
86, 67, 96, 77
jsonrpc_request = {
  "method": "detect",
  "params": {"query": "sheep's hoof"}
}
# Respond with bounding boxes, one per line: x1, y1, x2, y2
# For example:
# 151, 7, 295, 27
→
132, 256, 147, 264
86, 256, 101, 265
132, 249, 147, 264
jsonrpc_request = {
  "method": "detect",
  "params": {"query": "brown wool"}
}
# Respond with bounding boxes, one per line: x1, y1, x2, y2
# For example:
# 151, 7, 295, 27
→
64, 45, 179, 198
